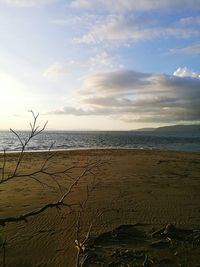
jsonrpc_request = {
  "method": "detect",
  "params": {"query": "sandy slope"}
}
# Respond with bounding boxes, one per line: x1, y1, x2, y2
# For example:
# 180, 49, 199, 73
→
0, 149, 200, 266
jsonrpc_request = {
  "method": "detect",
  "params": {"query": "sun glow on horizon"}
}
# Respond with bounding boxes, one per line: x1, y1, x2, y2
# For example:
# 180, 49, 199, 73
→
0, 71, 28, 111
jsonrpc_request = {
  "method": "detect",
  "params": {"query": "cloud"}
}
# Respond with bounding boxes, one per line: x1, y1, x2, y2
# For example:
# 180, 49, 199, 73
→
173, 67, 200, 78
89, 52, 114, 68
70, 0, 200, 12
49, 68, 200, 123
73, 15, 155, 44
43, 62, 70, 79
73, 15, 200, 45
177, 16, 200, 26
0, 0, 57, 7
51, 14, 98, 27
43, 52, 120, 79
49, 106, 112, 116
170, 43, 200, 54
89, 52, 123, 70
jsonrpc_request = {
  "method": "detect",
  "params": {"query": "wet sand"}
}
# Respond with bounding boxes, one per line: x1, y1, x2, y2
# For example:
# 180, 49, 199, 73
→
0, 149, 200, 266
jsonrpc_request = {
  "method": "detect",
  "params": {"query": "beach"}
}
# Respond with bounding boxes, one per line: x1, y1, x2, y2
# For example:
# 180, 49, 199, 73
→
0, 149, 200, 266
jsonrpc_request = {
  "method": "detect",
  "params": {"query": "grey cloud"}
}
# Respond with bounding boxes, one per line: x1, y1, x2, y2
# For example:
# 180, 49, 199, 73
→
48, 106, 114, 116
50, 69, 200, 124
82, 70, 152, 94
82, 70, 200, 98
84, 96, 134, 107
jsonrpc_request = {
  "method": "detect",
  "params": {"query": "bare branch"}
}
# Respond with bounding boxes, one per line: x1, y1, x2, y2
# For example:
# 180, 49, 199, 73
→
2, 239, 6, 267
3, 111, 48, 181
0, 160, 104, 226
10, 128, 24, 147
0, 201, 69, 226
0, 149, 6, 182
0, 111, 108, 267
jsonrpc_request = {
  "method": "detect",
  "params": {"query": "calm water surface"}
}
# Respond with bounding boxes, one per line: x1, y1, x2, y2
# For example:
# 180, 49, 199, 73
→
0, 131, 200, 152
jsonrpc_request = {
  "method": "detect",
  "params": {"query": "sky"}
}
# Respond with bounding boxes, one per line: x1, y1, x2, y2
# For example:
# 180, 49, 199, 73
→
0, 0, 200, 130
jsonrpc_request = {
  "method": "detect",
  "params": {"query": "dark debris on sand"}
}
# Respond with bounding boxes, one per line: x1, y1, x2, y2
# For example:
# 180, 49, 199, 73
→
79, 223, 200, 267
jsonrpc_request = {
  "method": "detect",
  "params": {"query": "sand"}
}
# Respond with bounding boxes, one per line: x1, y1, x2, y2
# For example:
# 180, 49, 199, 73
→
0, 149, 200, 266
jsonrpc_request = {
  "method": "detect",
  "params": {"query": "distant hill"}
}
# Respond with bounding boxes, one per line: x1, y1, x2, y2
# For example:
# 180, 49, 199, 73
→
134, 125, 200, 133
134, 127, 155, 132
155, 125, 200, 133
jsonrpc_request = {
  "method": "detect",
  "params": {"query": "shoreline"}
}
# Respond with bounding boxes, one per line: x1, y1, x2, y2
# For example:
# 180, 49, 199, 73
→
1, 146, 200, 155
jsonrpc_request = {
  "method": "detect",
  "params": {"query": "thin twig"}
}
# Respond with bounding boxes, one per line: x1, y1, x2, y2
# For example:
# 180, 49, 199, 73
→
0, 149, 6, 182
0, 161, 102, 226
2, 239, 6, 267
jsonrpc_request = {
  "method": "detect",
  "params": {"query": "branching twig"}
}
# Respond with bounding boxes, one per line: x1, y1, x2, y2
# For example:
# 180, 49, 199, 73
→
0, 111, 48, 184
0, 149, 6, 183
0, 161, 103, 226
75, 208, 113, 267
1, 239, 6, 267
73, 167, 112, 267
0, 111, 108, 267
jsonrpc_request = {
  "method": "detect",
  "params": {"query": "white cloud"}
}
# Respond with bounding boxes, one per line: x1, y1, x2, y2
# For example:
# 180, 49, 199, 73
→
70, 0, 200, 11
178, 16, 200, 26
70, 0, 93, 9
51, 14, 98, 30
43, 62, 70, 79
170, 43, 200, 54
173, 67, 200, 78
49, 68, 200, 123
89, 52, 122, 70
0, 0, 57, 7
90, 52, 113, 67
73, 15, 155, 44
43, 52, 120, 79
73, 15, 200, 45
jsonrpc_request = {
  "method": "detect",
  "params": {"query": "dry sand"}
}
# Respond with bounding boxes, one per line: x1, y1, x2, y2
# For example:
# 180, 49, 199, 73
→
0, 149, 200, 266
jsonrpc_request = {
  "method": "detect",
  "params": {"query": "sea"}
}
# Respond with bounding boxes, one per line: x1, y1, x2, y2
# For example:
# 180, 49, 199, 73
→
0, 131, 200, 152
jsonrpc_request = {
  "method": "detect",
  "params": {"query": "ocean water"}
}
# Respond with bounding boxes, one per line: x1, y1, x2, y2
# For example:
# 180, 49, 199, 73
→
0, 131, 200, 152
